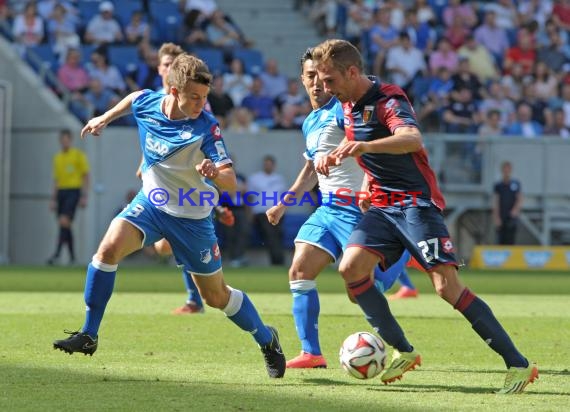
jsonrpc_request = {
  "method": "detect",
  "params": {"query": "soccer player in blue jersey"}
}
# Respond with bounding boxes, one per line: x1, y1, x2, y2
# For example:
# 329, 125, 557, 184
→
312, 39, 537, 393
265, 48, 411, 369
53, 53, 286, 378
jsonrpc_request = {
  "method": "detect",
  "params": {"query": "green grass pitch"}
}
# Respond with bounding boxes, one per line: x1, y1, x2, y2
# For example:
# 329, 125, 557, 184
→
1, 265, 569, 411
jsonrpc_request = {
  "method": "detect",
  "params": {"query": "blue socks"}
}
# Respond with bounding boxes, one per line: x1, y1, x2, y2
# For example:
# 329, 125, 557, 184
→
455, 288, 528, 368
182, 270, 203, 307
223, 287, 272, 346
374, 250, 412, 292
290, 279, 321, 355
348, 276, 413, 353
398, 269, 416, 290
82, 259, 117, 338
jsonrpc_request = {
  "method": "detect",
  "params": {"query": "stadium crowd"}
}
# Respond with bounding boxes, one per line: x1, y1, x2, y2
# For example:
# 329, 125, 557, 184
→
2, 0, 570, 137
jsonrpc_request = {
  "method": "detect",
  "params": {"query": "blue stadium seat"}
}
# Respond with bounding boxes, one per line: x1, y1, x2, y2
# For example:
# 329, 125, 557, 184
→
192, 47, 226, 75
77, 1, 102, 25
107, 45, 140, 75
79, 44, 97, 66
149, 0, 182, 44
232, 48, 264, 75
114, 0, 144, 27
25, 44, 59, 72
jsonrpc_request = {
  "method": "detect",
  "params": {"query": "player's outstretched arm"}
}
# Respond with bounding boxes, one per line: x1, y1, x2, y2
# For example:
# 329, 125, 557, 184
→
80, 91, 142, 138
266, 160, 317, 226
333, 127, 422, 158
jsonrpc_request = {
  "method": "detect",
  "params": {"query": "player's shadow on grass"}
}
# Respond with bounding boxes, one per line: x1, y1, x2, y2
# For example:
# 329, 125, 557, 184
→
302, 378, 352, 386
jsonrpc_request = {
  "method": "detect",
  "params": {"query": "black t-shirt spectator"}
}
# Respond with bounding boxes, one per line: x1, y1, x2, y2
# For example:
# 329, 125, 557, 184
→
494, 179, 521, 219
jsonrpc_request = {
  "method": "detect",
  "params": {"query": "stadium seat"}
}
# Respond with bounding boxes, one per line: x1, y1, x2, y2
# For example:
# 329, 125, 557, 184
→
114, 0, 144, 27
77, 1, 102, 24
232, 48, 264, 75
25, 44, 59, 73
79, 44, 97, 66
107, 45, 140, 75
149, 0, 182, 44
192, 48, 226, 75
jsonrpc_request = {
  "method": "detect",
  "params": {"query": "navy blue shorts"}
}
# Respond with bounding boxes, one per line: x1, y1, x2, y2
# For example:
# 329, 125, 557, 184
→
57, 189, 81, 219
347, 204, 458, 271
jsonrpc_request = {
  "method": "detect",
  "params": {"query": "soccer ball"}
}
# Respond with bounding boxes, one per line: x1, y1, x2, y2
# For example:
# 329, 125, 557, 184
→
339, 331, 387, 379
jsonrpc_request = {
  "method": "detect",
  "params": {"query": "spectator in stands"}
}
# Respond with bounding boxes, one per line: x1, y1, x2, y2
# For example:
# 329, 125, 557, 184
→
554, 82, 570, 129
46, 2, 80, 62
223, 57, 253, 107
531, 62, 559, 103
204, 9, 243, 49
12, 1, 44, 48
474, 10, 510, 67
403, 7, 436, 53
492, 161, 522, 245
451, 57, 484, 101
208, 75, 234, 128
247, 155, 286, 266
180, 0, 219, 26
0, 0, 9, 24
505, 102, 544, 138
368, 7, 398, 77
519, 82, 550, 126
442, 0, 477, 29
503, 28, 536, 76
537, 18, 568, 47
483, 0, 518, 31
385, 31, 427, 93
501, 62, 528, 101
84, 1, 123, 46
309, 0, 337, 37
414, 0, 436, 25
429, 37, 459, 75
37, 0, 78, 24
273, 78, 311, 130
126, 47, 161, 92
479, 109, 504, 136
384, 0, 405, 30
478, 80, 515, 129
458, 34, 498, 82
259, 59, 288, 100
544, 108, 570, 138
518, 0, 553, 30
418, 66, 454, 131
75, 78, 120, 119
241, 77, 276, 130
536, 28, 570, 72
57, 48, 89, 95
552, 0, 570, 33
125, 10, 150, 47
343, 0, 374, 49
227, 107, 260, 134
444, 13, 470, 50
86, 49, 126, 96
442, 87, 480, 134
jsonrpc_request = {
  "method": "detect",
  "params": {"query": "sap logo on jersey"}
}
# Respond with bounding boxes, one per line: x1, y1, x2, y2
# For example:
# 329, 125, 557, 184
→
523, 251, 552, 268
481, 250, 511, 267
145, 134, 169, 156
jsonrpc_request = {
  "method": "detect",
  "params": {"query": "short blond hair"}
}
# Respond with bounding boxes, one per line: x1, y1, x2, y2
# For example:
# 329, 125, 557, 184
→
158, 42, 184, 60
311, 39, 364, 73
168, 53, 212, 90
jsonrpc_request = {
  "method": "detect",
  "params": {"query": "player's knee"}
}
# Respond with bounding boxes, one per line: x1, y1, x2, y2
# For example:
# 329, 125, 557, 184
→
288, 263, 314, 281
338, 260, 362, 281
94, 244, 121, 265
59, 215, 71, 227
154, 239, 172, 256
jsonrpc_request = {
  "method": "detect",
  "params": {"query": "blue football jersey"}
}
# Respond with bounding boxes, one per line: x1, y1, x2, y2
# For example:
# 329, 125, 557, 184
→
132, 90, 231, 219
302, 97, 364, 201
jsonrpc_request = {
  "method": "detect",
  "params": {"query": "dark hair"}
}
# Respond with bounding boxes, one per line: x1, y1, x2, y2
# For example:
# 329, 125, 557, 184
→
60, 129, 72, 139
300, 48, 313, 72
263, 154, 276, 163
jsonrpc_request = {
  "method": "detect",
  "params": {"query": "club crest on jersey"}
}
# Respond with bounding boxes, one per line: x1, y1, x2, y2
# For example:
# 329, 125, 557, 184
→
211, 124, 222, 140
200, 249, 212, 264
441, 237, 454, 253
363, 105, 374, 123
180, 125, 193, 140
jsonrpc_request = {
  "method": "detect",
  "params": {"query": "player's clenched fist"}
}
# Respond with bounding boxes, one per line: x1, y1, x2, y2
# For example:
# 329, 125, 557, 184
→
196, 159, 219, 179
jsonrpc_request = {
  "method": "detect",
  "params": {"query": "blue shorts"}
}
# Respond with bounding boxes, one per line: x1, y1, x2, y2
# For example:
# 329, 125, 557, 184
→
347, 204, 457, 271
116, 191, 222, 275
295, 203, 362, 261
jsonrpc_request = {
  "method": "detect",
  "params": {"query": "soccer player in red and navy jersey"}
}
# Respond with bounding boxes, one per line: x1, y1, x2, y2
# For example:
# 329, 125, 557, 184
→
312, 39, 537, 394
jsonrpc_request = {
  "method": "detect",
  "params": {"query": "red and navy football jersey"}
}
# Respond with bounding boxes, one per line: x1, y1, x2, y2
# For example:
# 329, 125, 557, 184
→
343, 77, 446, 210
